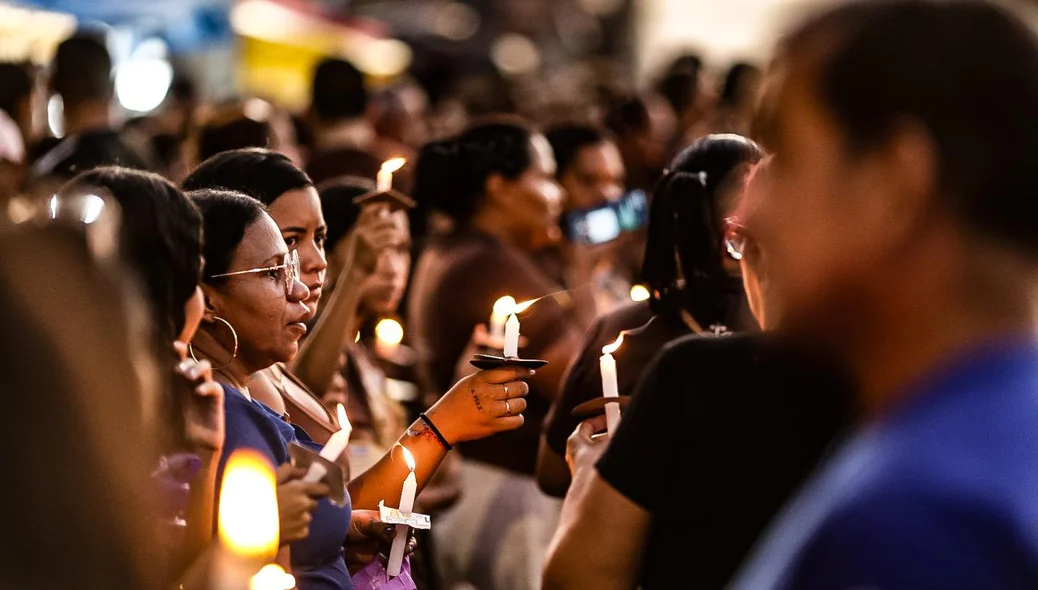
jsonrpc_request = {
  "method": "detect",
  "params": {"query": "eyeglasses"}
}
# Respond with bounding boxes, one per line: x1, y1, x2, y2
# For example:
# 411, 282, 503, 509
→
211, 250, 300, 293
724, 217, 749, 261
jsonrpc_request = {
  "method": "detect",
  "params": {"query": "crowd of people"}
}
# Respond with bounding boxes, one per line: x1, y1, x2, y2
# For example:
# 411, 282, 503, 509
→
6, 0, 1038, 588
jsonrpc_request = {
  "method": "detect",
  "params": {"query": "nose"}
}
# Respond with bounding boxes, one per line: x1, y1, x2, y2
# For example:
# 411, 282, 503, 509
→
301, 243, 327, 278
287, 277, 310, 303
544, 182, 564, 217
602, 182, 624, 203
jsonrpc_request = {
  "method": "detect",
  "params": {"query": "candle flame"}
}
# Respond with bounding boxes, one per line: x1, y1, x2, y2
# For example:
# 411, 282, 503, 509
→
492, 295, 517, 319
375, 317, 404, 345
218, 450, 279, 559
250, 564, 296, 590
513, 299, 536, 314
629, 284, 650, 302
380, 157, 407, 175
398, 444, 416, 471
602, 333, 624, 355
336, 403, 352, 438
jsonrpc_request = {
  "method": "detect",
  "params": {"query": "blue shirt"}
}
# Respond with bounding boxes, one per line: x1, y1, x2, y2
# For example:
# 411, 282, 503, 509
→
733, 341, 1038, 589
216, 385, 354, 590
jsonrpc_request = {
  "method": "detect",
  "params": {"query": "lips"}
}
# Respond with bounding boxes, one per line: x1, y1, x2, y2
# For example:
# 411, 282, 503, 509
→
287, 322, 308, 336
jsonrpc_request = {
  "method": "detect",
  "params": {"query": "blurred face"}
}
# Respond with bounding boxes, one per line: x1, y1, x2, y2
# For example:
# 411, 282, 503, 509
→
178, 285, 205, 344
560, 142, 625, 211
361, 210, 411, 315
204, 214, 311, 372
490, 133, 564, 248
266, 187, 328, 320
746, 55, 913, 346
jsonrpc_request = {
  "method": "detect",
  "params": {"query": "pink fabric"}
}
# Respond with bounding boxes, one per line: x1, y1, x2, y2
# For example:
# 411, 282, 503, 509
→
351, 557, 417, 590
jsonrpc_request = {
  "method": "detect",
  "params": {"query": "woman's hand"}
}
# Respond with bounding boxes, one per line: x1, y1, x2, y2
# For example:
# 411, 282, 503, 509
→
425, 366, 534, 445
174, 341, 225, 454
346, 207, 408, 277
343, 509, 417, 575
566, 415, 610, 476
276, 464, 331, 545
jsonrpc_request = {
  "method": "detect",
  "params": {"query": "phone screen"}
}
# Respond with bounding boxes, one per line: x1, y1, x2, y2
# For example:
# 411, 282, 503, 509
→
616, 189, 648, 232
564, 205, 621, 245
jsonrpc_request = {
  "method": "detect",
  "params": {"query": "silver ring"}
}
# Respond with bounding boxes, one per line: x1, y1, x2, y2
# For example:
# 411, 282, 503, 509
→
505, 400, 512, 416
504, 384, 509, 397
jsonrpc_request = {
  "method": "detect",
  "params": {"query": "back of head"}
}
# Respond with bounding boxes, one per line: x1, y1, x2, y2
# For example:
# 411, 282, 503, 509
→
0, 62, 33, 121
777, 0, 1038, 259
544, 124, 610, 180
307, 146, 381, 187
719, 62, 759, 109
603, 94, 651, 139
183, 147, 313, 206
52, 33, 112, 106
311, 58, 368, 122
413, 120, 533, 230
188, 188, 268, 283
197, 116, 272, 164
657, 71, 700, 117
63, 167, 201, 345
318, 176, 375, 253
643, 134, 764, 326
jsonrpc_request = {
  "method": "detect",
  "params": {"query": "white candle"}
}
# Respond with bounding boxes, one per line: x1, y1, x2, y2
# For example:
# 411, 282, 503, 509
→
600, 334, 624, 437
377, 157, 406, 192
304, 404, 351, 483
387, 446, 418, 577
503, 313, 520, 358
490, 296, 516, 343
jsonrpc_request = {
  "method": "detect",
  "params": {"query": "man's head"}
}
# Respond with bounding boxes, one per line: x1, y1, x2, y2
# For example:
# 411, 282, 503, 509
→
748, 0, 1038, 348
51, 34, 112, 109
311, 58, 368, 123
603, 93, 675, 190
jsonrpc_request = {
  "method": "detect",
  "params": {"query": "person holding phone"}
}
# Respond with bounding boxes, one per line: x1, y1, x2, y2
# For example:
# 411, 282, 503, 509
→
542, 124, 635, 326
537, 134, 765, 498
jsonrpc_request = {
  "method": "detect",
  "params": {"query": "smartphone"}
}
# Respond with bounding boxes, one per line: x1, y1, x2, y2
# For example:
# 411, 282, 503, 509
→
562, 189, 650, 245
615, 189, 649, 232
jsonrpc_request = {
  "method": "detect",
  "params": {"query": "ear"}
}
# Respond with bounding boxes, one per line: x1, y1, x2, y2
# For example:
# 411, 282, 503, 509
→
878, 121, 938, 243
199, 284, 220, 322
485, 173, 509, 207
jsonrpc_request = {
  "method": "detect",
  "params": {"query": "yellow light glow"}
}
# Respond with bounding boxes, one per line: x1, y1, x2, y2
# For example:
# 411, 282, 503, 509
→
492, 295, 516, 320
250, 564, 296, 590
399, 444, 416, 472
630, 284, 651, 302
375, 318, 404, 346
513, 299, 536, 314
218, 450, 280, 559
379, 157, 407, 176
336, 403, 352, 436
602, 333, 625, 355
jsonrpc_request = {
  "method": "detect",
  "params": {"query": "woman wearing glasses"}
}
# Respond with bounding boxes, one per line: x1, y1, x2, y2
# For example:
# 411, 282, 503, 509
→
537, 134, 765, 498
184, 152, 534, 589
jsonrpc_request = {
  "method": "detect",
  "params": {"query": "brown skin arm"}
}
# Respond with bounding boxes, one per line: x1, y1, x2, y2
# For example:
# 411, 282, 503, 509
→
535, 434, 573, 498
543, 417, 651, 590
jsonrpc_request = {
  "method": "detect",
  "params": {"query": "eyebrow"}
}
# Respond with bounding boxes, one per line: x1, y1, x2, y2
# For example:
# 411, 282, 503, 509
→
280, 226, 308, 234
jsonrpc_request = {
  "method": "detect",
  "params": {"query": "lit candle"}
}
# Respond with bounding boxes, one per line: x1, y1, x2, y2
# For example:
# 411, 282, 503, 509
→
303, 404, 351, 483
629, 284, 651, 302
386, 445, 417, 577
374, 317, 404, 360
215, 450, 280, 589
249, 564, 296, 590
502, 299, 534, 358
600, 334, 624, 437
490, 296, 516, 343
376, 157, 407, 192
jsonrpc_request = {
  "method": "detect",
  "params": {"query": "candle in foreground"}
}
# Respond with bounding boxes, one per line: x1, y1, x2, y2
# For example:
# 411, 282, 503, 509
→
304, 404, 351, 483
600, 334, 624, 436
387, 445, 418, 577
502, 299, 535, 358
216, 450, 280, 589
375, 317, 404, 360
376, 157, 407, 192
490, 295, 516, 343
250, 564, 296, 590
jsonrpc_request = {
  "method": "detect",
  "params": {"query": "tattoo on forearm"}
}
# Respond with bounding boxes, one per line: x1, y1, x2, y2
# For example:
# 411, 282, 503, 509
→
406, 422, 440, 445
471, 388, 483, 411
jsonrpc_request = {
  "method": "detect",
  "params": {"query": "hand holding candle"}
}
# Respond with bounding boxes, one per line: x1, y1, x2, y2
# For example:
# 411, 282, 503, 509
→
303, 404, 351, 483
600, 334, 624, 437
387, 445, 418, 577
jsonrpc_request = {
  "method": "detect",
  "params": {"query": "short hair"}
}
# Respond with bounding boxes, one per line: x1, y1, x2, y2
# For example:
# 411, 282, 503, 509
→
643, 134, 765, 326
197, 117, 272, 163
62, 167, 202, 345
183, 148, 314, 206
0, 62, 33, 120
544, 124, 611, 180
603, 94, 651, 138
413, 120, 534, 229
52, 34, 112, 105
778, 0, 1038, 258
311, 58, 368, 121
318, 176, 376, 252
188, 188, 268, 283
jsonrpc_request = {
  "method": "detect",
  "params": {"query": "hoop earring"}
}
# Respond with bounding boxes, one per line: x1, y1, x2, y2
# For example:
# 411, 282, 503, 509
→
189, 316, 239, 370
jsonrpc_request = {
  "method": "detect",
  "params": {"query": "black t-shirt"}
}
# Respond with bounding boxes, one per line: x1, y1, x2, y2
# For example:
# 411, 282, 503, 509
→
596, 333, 855, 589
544, 301, 692, 457
31, 129, 148, 181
